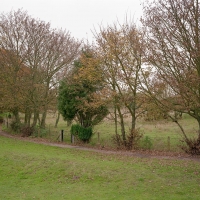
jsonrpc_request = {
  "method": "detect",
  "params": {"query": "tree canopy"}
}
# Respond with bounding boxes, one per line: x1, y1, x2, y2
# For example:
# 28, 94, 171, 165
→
58, 48, 108, 128
0, 9, 81, 129
2, 3, 200, 153
142, 0, 200, 153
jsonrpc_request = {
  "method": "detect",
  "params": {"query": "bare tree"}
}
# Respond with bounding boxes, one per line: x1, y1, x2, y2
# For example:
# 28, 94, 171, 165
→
0, 9, 81, 129
142, 0, 200, 153
94, 22, 145, 148
24, 17, 81, 128
0, 10, 29, 123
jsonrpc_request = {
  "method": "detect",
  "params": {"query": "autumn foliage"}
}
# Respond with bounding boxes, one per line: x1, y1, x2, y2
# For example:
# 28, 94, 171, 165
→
1, 1, 200, 154
0, 9, 81, 131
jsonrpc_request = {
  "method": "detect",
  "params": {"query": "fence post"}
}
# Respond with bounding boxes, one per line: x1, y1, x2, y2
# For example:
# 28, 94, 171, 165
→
60, 130, 64, 142
71, 134, 74, 144
167, 136, 170, 151
6, 115, 8, 128
97, 132, 100, 144
48, 124, 51, 137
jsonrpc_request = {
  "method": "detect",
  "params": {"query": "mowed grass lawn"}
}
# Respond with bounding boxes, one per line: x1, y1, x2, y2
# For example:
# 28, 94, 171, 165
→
0, 136, 200, 200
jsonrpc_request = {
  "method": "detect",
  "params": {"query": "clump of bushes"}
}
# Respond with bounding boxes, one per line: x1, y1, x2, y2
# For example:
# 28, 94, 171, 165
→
21, 125, 34, 137
112, 129, 143, 150
10, 122, 34, 136
10, 121, 21, 133
181, 137, 200, 155
33, 126, 48, 138
10, 122, 48, 138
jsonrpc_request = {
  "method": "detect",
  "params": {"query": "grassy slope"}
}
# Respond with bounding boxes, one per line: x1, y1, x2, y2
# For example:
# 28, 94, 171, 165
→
0, 135, 200, 200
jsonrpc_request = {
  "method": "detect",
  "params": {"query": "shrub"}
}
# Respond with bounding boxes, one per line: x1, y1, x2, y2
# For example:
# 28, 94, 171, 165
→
140, 136, 153, 150
112, 129, 143, 150
112, 134, 123, 149
70, 124, 93, 143
32, 125, 48, 138
181, 137, 200, 155
126, 129, 143, 150
10, 121, 22, 132
21, 125, 34, 137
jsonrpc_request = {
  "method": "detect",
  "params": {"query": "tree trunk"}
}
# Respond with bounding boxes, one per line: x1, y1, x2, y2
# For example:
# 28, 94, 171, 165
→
54, 112, 60, 128
116, 105, 126, 143
114, 105, 118, 135
131, 105, 136, 132
40, 110, 47, 129
169, 115, 189, 142
12, 108, 20, 124
197, 118, 200, 140
32, 110, 39, 127
24, 108, 31, 127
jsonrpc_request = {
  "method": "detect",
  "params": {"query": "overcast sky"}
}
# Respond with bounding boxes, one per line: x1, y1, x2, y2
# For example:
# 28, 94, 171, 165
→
0, 0, 143, 41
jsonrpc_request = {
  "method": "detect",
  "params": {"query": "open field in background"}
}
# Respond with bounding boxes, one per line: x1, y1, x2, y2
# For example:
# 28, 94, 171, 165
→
93, 115, 195, 152
3, 113, 195, 153
2, 112, 198, 152
45, 113, 198, 152
0, 136, 200, 200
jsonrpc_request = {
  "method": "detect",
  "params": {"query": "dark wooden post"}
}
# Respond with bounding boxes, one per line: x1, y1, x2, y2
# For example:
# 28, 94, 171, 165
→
61, 130, 64, 142
97, 132, 100, 144
167, 136, 170, 151
71, 133, 74, 144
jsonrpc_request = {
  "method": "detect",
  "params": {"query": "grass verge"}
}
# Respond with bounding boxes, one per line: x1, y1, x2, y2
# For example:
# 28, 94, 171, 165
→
0, 135, 200, 199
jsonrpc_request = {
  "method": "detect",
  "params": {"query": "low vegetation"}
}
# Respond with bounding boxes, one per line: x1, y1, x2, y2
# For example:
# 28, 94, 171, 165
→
2, 112, 197, 153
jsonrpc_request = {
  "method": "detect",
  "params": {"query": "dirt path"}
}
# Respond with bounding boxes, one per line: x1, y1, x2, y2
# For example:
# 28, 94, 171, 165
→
0, 128, 200, 162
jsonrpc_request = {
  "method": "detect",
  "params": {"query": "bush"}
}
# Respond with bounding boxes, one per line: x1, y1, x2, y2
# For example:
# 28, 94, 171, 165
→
21, 125, 34, 137
70, 124, 93, 143
32, 125, 48, 138
10, 121, 22, 132
112, 134, 123, 149
140, 136, 153, 150
112, 129, 143, 150
181, 137, 200, 155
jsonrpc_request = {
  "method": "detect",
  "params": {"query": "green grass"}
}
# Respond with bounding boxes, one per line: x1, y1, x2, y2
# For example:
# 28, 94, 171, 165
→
0, 135, 200, 199
4, 112, 199, 152
92, 115, 198, 151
